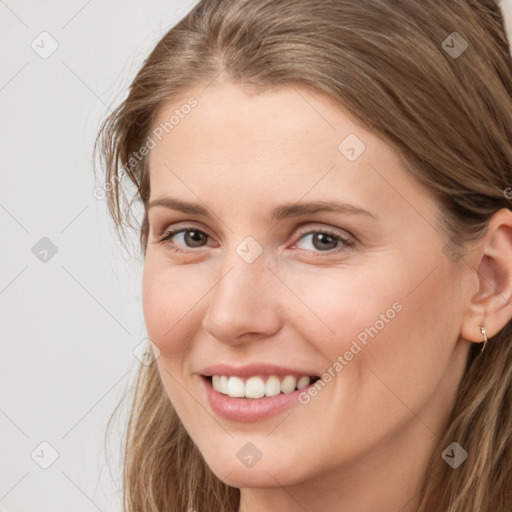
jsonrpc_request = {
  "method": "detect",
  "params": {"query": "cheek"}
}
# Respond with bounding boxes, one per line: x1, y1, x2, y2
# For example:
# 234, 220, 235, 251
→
142, 263, 168, 346
340, 261, 459, 412
142, 260, 206, 416
283, 263, 408, 359
142, 260, 199, 359
290, 257, 456, 392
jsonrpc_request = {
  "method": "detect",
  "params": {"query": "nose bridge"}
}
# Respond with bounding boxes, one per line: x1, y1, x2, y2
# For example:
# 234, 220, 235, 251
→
201, 240, 281, 341
218, 234, 272, 299
213, 242, 272, 313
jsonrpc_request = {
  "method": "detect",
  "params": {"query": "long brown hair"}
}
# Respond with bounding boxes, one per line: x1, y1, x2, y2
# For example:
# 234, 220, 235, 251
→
95, 1, 512, 510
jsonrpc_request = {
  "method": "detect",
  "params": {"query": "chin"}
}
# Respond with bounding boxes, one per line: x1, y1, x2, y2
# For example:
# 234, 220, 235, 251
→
197, 444, 309, 489
211, 461, 297, 489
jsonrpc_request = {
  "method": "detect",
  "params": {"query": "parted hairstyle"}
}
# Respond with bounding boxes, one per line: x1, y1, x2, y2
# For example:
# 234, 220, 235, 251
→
95, 1, 512, 510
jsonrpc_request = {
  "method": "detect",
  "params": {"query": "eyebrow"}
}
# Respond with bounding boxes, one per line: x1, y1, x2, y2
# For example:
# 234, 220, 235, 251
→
147, 197, 377, 221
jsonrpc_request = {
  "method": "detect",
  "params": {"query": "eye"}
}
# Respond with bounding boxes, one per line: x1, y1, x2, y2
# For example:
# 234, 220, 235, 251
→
154, 225, 356, 256
156, 227, 210, 253
293, 228, 355, 254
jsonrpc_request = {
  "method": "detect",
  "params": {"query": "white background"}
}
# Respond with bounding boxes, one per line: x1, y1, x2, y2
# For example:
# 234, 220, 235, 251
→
1, 1, 511, 511
0, 2, 198, 511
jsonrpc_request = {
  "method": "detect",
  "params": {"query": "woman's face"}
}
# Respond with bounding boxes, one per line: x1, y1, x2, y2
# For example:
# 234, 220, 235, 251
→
142, 81, 472, 493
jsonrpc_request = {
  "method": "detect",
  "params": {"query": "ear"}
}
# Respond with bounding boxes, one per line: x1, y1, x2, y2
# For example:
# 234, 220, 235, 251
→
460, 208, 512, 345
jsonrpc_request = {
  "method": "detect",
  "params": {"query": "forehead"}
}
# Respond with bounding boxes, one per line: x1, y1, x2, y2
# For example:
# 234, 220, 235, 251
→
149, 81, 382, 163
146, 81, 434, 224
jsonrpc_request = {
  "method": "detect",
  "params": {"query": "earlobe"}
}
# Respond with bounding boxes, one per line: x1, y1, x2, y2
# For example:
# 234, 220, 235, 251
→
459, 208, 512, 346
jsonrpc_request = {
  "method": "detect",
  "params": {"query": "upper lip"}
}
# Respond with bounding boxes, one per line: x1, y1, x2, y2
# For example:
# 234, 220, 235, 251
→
200, 363, 319, 378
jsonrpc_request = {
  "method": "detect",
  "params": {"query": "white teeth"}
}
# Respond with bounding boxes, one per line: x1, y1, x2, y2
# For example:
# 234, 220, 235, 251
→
281, 375, 297, 394
219, 375, 229, 394
210, 374, 314, 398
297, 376, 311, 389
265, 375, 281, 397
245, 376, 265, 398
227, 376, 245, 397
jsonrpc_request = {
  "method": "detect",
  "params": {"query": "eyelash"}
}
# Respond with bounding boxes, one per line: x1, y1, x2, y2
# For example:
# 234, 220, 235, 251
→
155, 225, 356, 257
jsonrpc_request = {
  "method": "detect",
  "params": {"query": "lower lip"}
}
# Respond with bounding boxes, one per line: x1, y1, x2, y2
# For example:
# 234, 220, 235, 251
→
202, 376, 312, 422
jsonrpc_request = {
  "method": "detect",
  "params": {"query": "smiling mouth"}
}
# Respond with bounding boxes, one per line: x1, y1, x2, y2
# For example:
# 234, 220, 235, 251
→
203, 374, 321, 399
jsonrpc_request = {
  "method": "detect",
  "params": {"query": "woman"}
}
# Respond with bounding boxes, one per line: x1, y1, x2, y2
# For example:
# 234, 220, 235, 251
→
95, 0, 512, 510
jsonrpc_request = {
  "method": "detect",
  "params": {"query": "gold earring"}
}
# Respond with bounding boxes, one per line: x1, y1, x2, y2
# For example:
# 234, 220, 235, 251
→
480, 324, 488, 353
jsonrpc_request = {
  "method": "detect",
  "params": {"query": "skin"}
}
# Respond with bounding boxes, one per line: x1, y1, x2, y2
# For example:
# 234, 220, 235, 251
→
142, 80, 512, 512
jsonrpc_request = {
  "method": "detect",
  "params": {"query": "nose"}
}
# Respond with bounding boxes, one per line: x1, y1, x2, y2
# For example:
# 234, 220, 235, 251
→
201, 250, 282, 345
